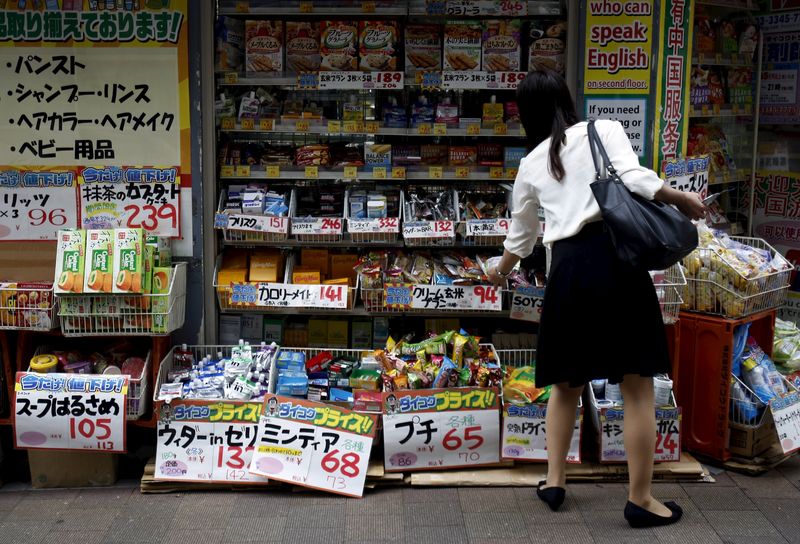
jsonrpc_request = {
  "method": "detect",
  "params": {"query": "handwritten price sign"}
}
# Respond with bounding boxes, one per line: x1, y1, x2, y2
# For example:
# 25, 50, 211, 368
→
249, 396, 377, 497
0, 178, 79, 240
14, 372, 128, 452
600, 407, 681, 463
466, 218, 510, 237
501, 403, 581, 462
510, 286, 545, 323
229, 282, 348, 309
770, 392, 800, 455
403, 220, 454, 240
348, 217, 399, 234
222, 214, 288, 234
155, 401, 269, 484
383, 388, 501, 471
291, 217, 343, 236
386, 284, 501, 311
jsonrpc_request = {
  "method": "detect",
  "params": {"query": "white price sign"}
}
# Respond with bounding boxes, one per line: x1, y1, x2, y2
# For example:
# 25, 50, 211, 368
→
382, 388, 501, 471
317, 71, 404, 90
14, 372, 128, 452
664, 156, 710, 197
466, 218, 510, 237
510, 287, 545, 323
402, 220, 454, 239
501, 403, 581, 462
230, 283, 348, 309
249, 396, 377, 498
348, 217, 400, 234
600, 407, 681, 463
0, 180, 79, 241
770, 392, 800, 455
155, 401, 269, 484
366, 72, 404, 90
441, 71, 491, 90
292, 217, 343, 236
223, 214, 288, 234
488, 71, 527, 89
411, 284, 501, 311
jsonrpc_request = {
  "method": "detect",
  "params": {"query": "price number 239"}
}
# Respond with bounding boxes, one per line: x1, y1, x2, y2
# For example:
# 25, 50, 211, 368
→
125, 203, 178, 231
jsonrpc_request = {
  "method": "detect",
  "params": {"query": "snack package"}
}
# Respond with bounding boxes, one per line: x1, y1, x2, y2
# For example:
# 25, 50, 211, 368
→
245, 21, 283, 74
85, 229, 114, 294
365, 143, 392, 171
359, 20, 398, 72
215, 17, 244, 72
444, 21, 482, 71
741, 337, 787, 403
320, 21, 358, 71
708, 67, 726, 105
719, 18, 739, 55
482, 19, 521, 72
55, 229, 86, 294
690, 66, 711, 107
695, 16, 716, 56
405, 24, 442, 75
728, 68, 753, 106
449, 146, 477, 167
286, 21, 321, 73
528, 20, 566, 73
112, 228, 144, 294
739, 22, 759, 61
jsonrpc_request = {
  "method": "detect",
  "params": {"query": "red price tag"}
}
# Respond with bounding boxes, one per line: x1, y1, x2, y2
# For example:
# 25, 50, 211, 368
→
473, 285, 499, 306
379, 217, 398, 230
217, 445, 254, 470
321, 218, 342, 232
434, 220, 453, 234
371, 72, 404, 89
123, 202, 179, 234
655, 433, 678, 458
442, 426, 484, 451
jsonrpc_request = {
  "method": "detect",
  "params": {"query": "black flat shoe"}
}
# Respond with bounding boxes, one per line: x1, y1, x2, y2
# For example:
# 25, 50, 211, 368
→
536, 480, 566, 512
624, 500, 683, 528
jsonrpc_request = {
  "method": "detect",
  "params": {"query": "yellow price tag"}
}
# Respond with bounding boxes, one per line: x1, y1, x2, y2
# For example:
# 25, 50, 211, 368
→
241, 118, 255, 130
715, 53, 722, 64
433, 123, 447, 136
701, 105, 709, 116
343, 120, 360, 133
296, 120, 311, 132
373, 167, 387, 179
266, 165, 281, 178
220, 165, 234, 177
235, 165, 251, 177
489, 167, 504, 179
731, 53, 740, 64
392, 167, 406, 180
365, 121, 380, 133
300, 1, 313, 12
455, 167, 470, 179
466, 123, 481, 136
417, 123, 432, 135
713, 104, 721, 115
429, 166, 443, 180
362, 0, 376, 12
221, 117, 235, 130
344, 166, 358, 179
235, 1, 249, 12
305, 166, 319, 179
259, 118, 274, 131
223, 72, 239, 84
698, 53, 705, 63
745, 103, 752, 114
506, 167, 519, 179
493, 123, 508, 136
328, 120, 342, 133
732, 104, 740, 114
519, 126, 526, 137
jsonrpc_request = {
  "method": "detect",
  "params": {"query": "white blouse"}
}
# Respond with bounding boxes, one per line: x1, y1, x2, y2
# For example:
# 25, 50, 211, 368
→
503, 120, 665, 257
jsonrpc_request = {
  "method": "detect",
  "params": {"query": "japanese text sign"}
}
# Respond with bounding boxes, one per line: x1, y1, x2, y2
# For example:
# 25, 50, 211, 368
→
501, 403, 582, 463
510, 286, 545, 323
249, 395, 377, 498
229, 283, 348, 309
663, 156, 710, 199
382, 388, 501, 471
0, 174, 79, 239
770, 392, 800, 455
14, 371, 128, 452
600, 406, 681, 463
383, 284, 501, 311
155, 400, 268, 484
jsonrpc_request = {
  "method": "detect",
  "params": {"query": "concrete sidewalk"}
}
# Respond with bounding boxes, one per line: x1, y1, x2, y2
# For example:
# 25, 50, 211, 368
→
1, 457, 799, 544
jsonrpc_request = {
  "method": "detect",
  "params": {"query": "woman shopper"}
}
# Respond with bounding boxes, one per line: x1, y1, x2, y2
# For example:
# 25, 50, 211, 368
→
488, 67, 706, 528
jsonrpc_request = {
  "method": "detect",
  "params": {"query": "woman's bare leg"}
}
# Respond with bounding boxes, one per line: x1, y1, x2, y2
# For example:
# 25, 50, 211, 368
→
543, 382, 584, 488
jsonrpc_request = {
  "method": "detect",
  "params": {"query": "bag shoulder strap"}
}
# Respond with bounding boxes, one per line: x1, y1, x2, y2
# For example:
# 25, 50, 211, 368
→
587, 120, 618, 180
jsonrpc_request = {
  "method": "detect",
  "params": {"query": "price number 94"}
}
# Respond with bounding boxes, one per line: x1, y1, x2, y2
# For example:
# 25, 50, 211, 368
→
473, 285, 498, 305
125, 203, 178, 231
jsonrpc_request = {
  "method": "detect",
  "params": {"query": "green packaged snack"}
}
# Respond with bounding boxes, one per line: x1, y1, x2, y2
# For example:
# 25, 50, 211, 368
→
457, 368, 471, 387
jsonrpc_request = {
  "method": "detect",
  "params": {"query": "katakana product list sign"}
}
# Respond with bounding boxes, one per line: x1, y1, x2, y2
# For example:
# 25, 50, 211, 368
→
653, 0, 694, 171
501, 403, 582, 463
14, 372, 128, 452
0, 3, 191, 243
757, 12, 800, 124
249, 395, 377, 498
583, 0, 653, 160
664, 156, 710, 198
155, 401, 269, 484
382, 388, 501, 472
770, 391, 800, 455
599, 406, 681, 463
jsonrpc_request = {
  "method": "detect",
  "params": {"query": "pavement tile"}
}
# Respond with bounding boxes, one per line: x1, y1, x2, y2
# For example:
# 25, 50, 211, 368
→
635, 483, 689, 499
72, 488, 134, 508
279, 526, 342, 544
463, 512, 528, 540
0, 493, 23, 511
8, 499, 73, 520
223, 516, 287, 542
526, 522, 595, 543
459, 488, 519, 512
25, 489, 81, 501
518, 494, 583, 525
402, 487, 460, 503
345, 514, 403, 542
683, 472, 737, 487
103, 515, 174, 543
284, 508, 346, 529
231, 492, 290, 515
404, 502, 464, 526
652, 522, 724, 544
405, 524, 468, 544
704, 510, 784, 538
721, 538, 789, 544
161, 529, 225, 544
44, 530, 106, 544
735, 475, 800, 499
580, 509, 656, 539
52, 509, 120, 532
594, 537, 659, 544
0, 521, 54, 544
684, 486, 758, 511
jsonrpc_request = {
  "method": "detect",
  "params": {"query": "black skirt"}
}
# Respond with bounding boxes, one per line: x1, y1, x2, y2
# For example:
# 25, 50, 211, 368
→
535, 221, 671, 388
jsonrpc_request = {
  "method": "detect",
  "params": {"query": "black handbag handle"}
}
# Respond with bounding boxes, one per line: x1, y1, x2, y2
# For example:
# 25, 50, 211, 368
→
587, 120, 618, 181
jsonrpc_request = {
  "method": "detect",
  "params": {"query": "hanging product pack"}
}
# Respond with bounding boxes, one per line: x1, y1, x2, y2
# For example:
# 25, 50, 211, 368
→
587, 121, 698, 271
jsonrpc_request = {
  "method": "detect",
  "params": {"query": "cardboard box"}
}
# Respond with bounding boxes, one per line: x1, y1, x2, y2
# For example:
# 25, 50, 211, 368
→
327, 319, 349, 348
250, 251, 283, 283
84, 229, 114, 294
320, 21, 358, 71
29, 450, 118, 488
241, 314, 264, 340
54, 230, 86, 294
308, 319, 328, 348
263, 318, 284, 344
323, 278, 350, 286
112, 228, 144, 294
245, 20, 284, 74
330, 254, 359, 286
729, 415, 777, 458
405, 24, 441, 75
358, 20, 398, 71
293, 269, 321, 285
351, 319, 373, 349
482, 19, 521, 72
301, 249, 329, 277
151, 266, 172, 334
286, 21, 321, 73
444, 21, 482, 71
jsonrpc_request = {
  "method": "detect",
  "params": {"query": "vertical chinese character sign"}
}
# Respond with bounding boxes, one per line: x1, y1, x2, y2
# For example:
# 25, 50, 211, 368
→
653, 0, 694, 173
583, 0, 654, 162
0, 2, 190, 243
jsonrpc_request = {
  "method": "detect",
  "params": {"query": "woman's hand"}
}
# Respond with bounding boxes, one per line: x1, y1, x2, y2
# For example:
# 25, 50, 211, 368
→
676, 192, 708, 221
488, 266, 507, 287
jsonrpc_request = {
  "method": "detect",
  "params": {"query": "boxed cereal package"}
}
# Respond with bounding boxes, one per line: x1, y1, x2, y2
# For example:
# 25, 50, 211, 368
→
405, 24, 442, 75
528, 20, 566, 74
320, 21, 358, 71
245, 20, 284, 74
359, 21, 398, 71
482, 20, 521, 72
286, 21, 321, 73
444, 21, 482, 71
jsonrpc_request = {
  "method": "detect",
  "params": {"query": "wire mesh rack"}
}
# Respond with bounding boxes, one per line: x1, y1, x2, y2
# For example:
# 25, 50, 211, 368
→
494, 348, 537, 368
57, 263, 187, 337
402, 186, 459, 247
651, 263, 686, 325
216, 190, 292, 244
346, 190, 403, 244
457, 185, 512, 248
0, 282, 58, 331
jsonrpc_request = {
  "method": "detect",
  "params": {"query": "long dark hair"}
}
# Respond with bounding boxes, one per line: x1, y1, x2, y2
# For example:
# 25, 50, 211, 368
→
516, 66, 580, 181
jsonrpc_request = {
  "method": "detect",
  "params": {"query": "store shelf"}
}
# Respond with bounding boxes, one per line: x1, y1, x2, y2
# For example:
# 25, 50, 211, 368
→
708, 172, 751, 186
691, 54, 753, 67
221, 238, 502, 249
689, 105, 754, 119
219, 6, 408, 16
219, 166, 518, 182
220, 306, 511, 317
219, 122, 525, 138
696, 0, 756, 8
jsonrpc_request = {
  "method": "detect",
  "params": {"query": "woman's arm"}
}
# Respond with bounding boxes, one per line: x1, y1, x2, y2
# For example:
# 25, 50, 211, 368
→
488, 249, 521, 286
654, 184, 707, 220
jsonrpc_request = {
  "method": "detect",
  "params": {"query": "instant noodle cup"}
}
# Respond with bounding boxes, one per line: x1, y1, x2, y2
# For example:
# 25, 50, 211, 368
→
30, 354, 58, 373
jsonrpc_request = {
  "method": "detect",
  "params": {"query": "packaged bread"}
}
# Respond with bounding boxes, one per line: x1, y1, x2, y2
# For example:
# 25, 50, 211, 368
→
482, 20, 521, 72
286, 21, 321, 73
528, 20, 566, 74
245, 21, 284, 74
444, 21, 482, 71
359, 20, 398, 72
320, 21, 358, 71
405, 24, 442, 75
